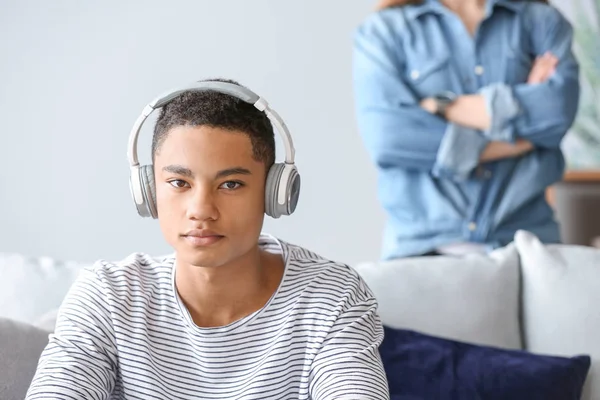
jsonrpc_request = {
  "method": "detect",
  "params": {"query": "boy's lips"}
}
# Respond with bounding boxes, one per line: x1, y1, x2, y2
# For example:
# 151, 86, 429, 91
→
182, 229, 224, 247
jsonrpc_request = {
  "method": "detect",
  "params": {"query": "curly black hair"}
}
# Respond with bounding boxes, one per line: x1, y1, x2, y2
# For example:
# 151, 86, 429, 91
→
152, 78, 275, 168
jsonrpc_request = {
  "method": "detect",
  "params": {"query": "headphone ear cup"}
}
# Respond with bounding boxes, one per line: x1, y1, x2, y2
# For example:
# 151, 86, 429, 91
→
286, 169, 301, 215
265, 163, 285, 218
140, 165, 158, 219
265, 163, 301, 218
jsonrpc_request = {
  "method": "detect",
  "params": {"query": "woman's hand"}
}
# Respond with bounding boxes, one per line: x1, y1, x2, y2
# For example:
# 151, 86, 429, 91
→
479, 139, 535, 163
527, 52, 559, 84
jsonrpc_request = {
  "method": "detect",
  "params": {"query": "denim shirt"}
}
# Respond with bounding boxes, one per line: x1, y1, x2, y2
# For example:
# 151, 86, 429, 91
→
353, 0, 580, 259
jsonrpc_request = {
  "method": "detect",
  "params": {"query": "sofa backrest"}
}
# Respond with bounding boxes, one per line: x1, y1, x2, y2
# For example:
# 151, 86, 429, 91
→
353, 243, 522, 350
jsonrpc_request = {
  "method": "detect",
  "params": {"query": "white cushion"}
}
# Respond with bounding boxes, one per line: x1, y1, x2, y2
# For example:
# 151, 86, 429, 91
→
515, 230, 600, 400
0, 253, 85, 326
353, 244, 522, 349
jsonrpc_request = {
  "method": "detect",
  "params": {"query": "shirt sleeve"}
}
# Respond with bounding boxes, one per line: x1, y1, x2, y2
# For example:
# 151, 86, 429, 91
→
353, 12, 488, 181
309, 278, 390, 400
25, 267, 117, 400
479, 5, 580, 148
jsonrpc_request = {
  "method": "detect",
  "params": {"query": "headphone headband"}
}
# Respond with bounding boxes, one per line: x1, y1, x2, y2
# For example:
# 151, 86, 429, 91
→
127, 80, 296, 168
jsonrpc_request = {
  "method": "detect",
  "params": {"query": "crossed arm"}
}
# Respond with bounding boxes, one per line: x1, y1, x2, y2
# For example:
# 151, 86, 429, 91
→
420, 53, 560, 163
353, 4, 579, 180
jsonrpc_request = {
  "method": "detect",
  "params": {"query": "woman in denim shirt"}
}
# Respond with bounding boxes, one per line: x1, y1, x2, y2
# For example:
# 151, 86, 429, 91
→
353, 0, 580, 258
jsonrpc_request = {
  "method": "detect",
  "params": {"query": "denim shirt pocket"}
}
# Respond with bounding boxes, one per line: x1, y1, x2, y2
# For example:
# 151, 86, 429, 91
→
506, 46, 535, 84
403, 52, 451, 98
505, 15, 535, 83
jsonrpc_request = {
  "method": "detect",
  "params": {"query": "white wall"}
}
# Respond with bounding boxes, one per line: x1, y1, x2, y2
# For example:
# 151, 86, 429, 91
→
0, 0, 385, 266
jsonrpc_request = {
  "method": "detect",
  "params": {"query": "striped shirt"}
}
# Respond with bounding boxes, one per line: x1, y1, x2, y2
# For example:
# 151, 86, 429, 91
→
26, 234, 389, 399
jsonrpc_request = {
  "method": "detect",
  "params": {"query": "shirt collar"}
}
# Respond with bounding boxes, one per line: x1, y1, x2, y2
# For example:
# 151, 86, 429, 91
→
402, 0, 442, 21
403, 0, 522, 21
486, 0, 523, 15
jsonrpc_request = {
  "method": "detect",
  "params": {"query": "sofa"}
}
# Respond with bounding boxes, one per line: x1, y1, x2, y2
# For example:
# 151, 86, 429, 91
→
2, 230, 599, 399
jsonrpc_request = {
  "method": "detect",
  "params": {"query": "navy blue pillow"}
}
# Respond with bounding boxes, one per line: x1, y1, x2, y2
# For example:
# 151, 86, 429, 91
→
380, 326, 591, 400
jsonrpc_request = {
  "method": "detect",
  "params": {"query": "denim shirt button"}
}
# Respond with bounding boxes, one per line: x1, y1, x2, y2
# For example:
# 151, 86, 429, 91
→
410, 70, 420, 80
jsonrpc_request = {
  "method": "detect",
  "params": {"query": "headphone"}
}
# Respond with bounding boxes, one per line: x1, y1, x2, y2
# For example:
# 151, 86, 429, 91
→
127, 80, 301, 219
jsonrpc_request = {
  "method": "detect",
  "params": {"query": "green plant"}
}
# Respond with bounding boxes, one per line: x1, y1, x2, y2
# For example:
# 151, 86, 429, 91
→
567, 0, 600, 168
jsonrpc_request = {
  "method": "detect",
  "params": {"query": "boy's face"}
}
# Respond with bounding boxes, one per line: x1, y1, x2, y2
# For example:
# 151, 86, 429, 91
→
154, 125, 267, 269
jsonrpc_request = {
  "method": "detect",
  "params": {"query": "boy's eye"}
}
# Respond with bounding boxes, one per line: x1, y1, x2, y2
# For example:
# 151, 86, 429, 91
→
168, 180, 188, 188
220, 181, 243, 190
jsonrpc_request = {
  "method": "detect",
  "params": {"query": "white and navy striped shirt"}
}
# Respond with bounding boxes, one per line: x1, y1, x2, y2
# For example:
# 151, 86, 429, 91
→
27, 234, 389, 399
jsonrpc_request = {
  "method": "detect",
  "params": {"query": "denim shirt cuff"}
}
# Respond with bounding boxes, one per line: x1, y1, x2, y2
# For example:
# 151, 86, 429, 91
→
432, 124, 488, 182
479, 83, 521, 143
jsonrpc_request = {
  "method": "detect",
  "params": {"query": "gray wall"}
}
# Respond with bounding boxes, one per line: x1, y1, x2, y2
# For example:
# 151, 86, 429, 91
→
0, 1, 385, 266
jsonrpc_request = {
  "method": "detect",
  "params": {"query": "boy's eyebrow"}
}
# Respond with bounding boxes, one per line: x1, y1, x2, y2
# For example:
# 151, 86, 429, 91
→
162, 165, 194, 178
162, 165, 252, 179
215, 167, 252, 179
